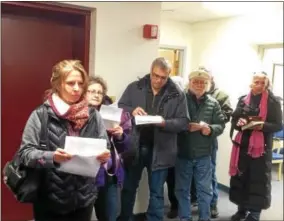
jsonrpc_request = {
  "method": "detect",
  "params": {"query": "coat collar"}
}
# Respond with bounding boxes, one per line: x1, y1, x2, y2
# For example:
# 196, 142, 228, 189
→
187, 90, 209, 103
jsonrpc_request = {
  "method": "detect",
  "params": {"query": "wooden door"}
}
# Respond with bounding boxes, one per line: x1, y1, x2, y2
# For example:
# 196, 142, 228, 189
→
1, 2, 90, 220
158, 48, 180, 76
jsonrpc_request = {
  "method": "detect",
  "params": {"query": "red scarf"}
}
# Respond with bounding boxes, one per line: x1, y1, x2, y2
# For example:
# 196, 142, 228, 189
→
229, 90, 268, 176
48, 95, 89, 131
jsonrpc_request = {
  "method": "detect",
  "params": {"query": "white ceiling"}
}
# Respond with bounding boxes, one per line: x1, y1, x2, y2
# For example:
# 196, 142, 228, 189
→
161, 2, 283, 23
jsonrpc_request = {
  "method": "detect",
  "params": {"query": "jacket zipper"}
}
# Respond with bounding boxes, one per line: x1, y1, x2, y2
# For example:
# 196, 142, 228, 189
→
152, 95, 156, 109
73, 176, 77, 211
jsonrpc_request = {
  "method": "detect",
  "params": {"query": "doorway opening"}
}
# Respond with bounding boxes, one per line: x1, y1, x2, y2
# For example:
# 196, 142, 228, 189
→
260, 45, 283, 98
272, 63, 283, 99
158, 45, 186, 76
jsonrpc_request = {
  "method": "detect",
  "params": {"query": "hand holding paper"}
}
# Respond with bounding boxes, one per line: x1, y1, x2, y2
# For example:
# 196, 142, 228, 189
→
97, 150, 111, 163
132, 107, 147, 116
108, 125, 123, 139
201, 125, 211, 136
135, 115, 164, 125
100, 105, 122, 130
53, 148, 72, 163
237, 118, 248, 127
58, 136, 108, 177
188, 121, 209, 133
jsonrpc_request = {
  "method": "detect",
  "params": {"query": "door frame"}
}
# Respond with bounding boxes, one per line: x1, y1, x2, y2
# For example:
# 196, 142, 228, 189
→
1, 1, 91, 72
258, 43, 283, 61
159, 44, 187, 77
1, 3, 92, 220
272, 63, 284, 91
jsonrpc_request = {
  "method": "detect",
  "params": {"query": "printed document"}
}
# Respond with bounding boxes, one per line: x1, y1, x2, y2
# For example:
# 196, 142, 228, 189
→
100, 104, 123, 129
241, 121, 264, 131
58, 136, 108, 177
135, 115, 164, 125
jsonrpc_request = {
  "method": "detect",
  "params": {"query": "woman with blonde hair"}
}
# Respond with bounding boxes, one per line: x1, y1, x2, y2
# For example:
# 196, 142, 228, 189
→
18, 60, 110, 221
229, 71, 282, 221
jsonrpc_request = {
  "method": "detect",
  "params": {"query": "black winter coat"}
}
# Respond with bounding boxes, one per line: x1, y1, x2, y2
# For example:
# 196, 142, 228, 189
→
229, 91, 282, 210
18, 103, 109, 214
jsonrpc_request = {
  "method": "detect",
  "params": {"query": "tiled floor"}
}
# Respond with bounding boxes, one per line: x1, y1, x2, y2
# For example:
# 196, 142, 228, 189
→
28, 168, 283, 221
159, 168, 283, 221
92, 168, 283, 221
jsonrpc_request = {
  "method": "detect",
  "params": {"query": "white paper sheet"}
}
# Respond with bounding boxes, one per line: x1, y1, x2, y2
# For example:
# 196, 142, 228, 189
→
103, 119, 120, 130
58, 136, 108, 177
135, 115, 164, 125
100, 104, 123, 129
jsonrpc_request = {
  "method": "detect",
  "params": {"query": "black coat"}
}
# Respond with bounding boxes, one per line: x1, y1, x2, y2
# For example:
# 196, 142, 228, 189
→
18, 104, 109, 214
118, 74, 189, 170
229, 91, 282, 210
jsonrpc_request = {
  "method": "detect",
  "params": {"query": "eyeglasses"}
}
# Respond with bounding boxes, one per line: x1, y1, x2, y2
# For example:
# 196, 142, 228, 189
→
87, 90, 104, 96
191, 80, 208, 86
151, 72, 168, 81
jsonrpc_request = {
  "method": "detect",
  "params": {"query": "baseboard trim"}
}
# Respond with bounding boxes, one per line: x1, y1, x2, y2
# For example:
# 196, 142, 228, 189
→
218, 182, 230, 193
133, 183, 230, 218
133, 212, 146, 219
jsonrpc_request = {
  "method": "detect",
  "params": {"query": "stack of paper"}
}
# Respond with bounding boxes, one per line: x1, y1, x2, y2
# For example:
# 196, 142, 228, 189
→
100, 105, 123, 129
135, 115, 164, 125
58, 136, 108, 178
241, 121, 264, 131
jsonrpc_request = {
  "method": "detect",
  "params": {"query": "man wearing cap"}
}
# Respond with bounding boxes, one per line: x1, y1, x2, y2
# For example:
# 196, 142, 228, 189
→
175, 69, 225, 221
189, 66, 233, 218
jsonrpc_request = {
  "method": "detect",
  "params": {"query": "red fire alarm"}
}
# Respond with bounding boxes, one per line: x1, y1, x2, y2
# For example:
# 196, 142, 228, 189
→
143, 24, 158, 39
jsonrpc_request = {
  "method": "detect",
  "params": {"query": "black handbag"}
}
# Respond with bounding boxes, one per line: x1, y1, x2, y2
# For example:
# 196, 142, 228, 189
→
3, 105, 49, 203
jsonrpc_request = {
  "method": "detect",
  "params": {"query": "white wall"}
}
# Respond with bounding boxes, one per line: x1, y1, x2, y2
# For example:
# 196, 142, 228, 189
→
63, 2, 161, 99
190, 11, 283, 186
59, 2, 282, 214
61, 1, 162, 214
160, 11, 283, 187
159, 19, 192, 79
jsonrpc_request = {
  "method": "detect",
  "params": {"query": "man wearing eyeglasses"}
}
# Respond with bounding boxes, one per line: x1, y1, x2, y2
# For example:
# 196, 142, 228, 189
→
175, 69, 225, 221
189, 66, 233, 219
117, 57, 189, 221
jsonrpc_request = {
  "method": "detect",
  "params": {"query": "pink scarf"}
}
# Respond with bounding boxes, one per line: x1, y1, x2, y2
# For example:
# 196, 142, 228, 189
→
229, 90, 268, 176
48, 95, 89, 131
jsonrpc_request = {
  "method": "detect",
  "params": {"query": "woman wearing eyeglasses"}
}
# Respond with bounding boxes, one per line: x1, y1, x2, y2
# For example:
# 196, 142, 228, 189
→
86, 76, 132, 221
